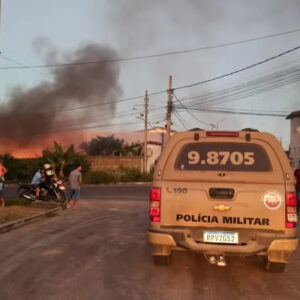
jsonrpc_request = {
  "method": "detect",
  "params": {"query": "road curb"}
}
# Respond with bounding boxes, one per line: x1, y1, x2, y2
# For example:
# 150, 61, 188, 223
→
0, 204, 66, 234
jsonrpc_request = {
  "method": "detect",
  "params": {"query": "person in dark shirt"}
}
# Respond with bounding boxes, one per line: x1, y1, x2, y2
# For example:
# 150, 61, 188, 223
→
294, 162, 300, 214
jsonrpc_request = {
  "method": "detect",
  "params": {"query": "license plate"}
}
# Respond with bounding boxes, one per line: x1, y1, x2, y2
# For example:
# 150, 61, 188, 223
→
203, 231, 239, 244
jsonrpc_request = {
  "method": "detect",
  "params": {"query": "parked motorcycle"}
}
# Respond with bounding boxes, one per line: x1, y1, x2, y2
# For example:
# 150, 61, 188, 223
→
18, 180, 67, 203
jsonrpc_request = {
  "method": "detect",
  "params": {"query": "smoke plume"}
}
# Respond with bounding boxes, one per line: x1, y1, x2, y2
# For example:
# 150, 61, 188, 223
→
0, 40, 121, 146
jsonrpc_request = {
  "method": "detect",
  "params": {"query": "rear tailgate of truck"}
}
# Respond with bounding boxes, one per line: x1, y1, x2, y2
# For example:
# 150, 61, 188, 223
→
160, 136, 287, 232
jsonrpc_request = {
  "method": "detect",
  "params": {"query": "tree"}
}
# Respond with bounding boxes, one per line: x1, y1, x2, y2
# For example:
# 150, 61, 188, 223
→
80, 135, 143, 156
42, 141, 90, 178
80, 135, 124, 156
0, 154, 21, 181
121, 142, 143, 156
0, 154, 42, 182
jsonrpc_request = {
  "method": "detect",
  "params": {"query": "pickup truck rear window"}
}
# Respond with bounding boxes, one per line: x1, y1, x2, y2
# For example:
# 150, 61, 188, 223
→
175, 142, 272, 172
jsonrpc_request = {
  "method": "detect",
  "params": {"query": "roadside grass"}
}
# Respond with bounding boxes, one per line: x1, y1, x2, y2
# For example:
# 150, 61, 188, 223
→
0, 197, 61, 224
5, 197, 31, 206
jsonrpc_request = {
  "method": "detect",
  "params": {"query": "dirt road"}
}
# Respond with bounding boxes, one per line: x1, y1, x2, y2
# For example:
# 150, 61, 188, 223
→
0, 184, 299, 300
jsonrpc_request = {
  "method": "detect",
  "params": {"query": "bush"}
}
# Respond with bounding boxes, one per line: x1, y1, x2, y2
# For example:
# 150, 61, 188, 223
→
83, 170, 116, 184
1, 151, 151, 184
0, 155, 43, 183
120, 168, 142, 182
118, 168, 152, 182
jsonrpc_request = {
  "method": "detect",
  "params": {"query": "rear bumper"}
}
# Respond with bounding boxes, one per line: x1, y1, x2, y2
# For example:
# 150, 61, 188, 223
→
267, 239, 299, 263
147, 228, 298, 262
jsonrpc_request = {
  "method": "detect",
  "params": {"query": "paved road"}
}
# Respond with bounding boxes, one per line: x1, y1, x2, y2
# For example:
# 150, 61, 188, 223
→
1, 184, 300, 300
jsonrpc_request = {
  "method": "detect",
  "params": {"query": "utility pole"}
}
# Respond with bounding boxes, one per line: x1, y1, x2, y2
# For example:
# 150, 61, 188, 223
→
143, 90, 149, 173
166, 75, 173, 142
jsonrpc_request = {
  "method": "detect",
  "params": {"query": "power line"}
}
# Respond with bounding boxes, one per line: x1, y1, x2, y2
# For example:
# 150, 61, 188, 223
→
179, 66, 300, 108
0, 54, 52, 79
1, 28, 300, 70
174, 45, 300, 91
56, 91, 165, 113
53, 120, 143, 133
202, 106, 291, 114
172, 92, 212, 127
173, 108, 189, 130
177, 106, 288, 117
1, 119, 145, 139
72, 66, 296, 130
59, 45, 300, 113
2, 45, 299, 118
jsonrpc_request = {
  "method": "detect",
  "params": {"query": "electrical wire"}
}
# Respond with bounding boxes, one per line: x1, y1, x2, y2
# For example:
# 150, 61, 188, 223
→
173, 45, 300, 91
5, 45, 296, 116
173, 108, 189, 130
2, 45, 299, 134
176, 106, 288, 117
1, 28, 300, 69
184, 73, 300, 109
174, 66, 300, 108
0, 54, 52, 79
56, 91, 166, 112
51, 45, 300, 113
172, 92, 211, 127
53, 120, 144, 133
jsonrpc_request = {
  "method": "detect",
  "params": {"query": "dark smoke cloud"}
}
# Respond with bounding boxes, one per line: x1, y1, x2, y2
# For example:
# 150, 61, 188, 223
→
0, 41, 121, 145
98, 0, 300, 53
94, 0, 300, 138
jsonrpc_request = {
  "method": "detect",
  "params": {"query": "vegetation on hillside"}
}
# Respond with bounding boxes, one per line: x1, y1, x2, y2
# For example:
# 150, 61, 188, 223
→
1, 141, 151, 184
80, 135, 142, 156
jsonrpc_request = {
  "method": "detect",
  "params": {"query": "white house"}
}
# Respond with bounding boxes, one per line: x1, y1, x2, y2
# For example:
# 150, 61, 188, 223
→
286, 111, 300, 169
146, 141, 162, 172
145, 127, 177, 172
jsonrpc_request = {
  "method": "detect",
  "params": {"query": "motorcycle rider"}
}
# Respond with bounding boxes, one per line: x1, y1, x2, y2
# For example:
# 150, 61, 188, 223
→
31, 164, 56, 199
31, 169, 43, 199
42, 164, 57, 186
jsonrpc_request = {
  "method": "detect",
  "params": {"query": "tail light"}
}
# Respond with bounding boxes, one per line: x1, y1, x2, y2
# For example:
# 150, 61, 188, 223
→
206, 131, 239, 137
286, 192, 297, 228
150, 187, 161, 222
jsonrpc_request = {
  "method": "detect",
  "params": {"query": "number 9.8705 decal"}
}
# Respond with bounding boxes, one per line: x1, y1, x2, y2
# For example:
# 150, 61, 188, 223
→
175, 142, 272, 171
188, 151, 255, 166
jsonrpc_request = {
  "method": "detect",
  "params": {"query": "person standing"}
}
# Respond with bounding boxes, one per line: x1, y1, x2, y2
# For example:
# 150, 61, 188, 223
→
68, 165, 82, 209
294, 162, 300, 214
0, 160, 8, 207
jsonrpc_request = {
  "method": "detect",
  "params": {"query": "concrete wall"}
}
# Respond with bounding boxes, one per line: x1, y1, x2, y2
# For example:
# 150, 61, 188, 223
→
87, 156, 142, 171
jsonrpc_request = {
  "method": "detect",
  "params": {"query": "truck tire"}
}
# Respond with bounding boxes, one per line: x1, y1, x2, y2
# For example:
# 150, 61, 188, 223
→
265, 259, 286, 273
153, 255, 171, 266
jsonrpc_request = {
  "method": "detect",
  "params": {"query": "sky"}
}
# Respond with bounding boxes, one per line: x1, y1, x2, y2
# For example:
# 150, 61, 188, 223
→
0, 0, 300, 150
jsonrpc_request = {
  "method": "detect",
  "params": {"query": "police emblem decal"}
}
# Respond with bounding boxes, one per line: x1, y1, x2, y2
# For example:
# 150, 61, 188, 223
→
262, 191, 282, 210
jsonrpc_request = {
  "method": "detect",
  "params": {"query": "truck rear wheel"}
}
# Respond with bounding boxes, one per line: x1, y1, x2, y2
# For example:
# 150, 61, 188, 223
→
153, 255, 171, 266
265, 259, 286, 273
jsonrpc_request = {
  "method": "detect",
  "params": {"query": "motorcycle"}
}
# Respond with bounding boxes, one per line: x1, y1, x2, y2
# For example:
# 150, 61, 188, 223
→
18, 180, 67, 203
